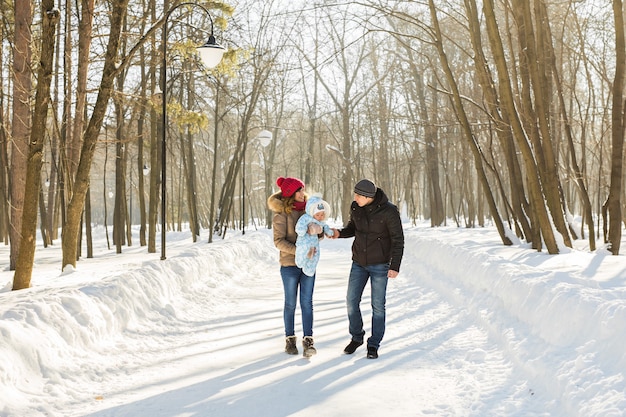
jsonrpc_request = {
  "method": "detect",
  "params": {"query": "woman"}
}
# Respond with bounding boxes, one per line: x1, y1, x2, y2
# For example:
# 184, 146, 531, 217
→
267, 176, 317, 357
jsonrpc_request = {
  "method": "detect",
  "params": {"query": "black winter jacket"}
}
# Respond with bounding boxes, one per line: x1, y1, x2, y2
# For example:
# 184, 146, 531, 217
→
338, 188, 404, 272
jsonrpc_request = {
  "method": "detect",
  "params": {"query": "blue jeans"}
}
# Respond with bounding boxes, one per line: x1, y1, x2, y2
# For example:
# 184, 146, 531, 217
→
281, 266, 315, 337
346, 262, 389, 349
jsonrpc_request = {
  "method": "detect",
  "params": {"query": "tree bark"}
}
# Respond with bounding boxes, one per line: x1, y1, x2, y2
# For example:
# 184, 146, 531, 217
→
0, 0, 8, 244
62, 0, 130, 269
428, 0, 512, 246
482, 0, 559, 253
13, 3, 59, 290
514, 0, 572, 248
607, 0, 625, 254
9, 0, 33, 270
465, 0, 532, 240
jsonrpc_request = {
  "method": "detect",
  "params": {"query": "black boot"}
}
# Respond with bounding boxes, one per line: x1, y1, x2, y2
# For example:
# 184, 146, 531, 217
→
285, 336, 298, 355
366, 346, 378, 359
302, 336, 317, 357
343, 339, 363, 354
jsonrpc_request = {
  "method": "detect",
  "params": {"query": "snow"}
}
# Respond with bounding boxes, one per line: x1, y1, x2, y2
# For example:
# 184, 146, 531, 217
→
1, 222, 625, 417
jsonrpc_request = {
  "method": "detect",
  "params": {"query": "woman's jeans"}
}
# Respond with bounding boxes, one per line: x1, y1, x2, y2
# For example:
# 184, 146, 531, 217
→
281, 266, 315, 337
346, 262, 389, 349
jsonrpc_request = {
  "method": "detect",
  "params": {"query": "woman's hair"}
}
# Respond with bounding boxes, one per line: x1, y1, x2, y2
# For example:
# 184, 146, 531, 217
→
281, 188, 304, 214
282, 194, 295, 214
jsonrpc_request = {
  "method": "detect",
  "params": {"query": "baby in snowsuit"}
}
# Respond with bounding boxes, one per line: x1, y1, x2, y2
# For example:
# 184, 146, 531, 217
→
295, 196, 333, 277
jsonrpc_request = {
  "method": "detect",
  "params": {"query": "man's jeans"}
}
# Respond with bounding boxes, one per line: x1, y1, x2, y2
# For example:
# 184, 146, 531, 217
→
346, 262, 389, 349
281, 266, 315, 337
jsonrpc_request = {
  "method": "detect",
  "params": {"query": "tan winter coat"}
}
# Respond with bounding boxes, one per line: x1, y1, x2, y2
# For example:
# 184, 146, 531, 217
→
267, 192, 305, 266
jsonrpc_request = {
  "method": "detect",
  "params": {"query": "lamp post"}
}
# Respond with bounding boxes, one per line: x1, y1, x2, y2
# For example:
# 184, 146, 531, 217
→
160, 2, 226, 260
242, 129, 273, 235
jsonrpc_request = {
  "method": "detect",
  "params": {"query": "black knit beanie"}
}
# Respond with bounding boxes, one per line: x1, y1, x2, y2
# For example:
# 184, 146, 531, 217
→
354, 179, 376, 197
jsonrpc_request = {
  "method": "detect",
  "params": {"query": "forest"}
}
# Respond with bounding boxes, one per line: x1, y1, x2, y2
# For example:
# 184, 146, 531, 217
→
1, 0, 624, 290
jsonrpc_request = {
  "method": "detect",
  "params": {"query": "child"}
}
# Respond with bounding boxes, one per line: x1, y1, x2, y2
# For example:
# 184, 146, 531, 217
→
295, 196, 333, 277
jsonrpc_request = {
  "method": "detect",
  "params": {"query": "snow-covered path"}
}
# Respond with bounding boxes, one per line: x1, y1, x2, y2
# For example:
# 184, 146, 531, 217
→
1, 226, 625, 417
78, 236, 521, 417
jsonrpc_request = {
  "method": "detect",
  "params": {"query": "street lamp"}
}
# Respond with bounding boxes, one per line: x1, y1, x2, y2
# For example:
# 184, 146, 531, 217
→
242, 129, 273, 235
161, 2, 226, 260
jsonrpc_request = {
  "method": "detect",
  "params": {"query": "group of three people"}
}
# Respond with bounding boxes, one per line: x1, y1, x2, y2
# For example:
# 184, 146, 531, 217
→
267, 176, 405, 359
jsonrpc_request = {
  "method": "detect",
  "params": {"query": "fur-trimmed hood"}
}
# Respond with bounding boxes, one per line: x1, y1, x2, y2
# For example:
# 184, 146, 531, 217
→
267, 192, 286, 214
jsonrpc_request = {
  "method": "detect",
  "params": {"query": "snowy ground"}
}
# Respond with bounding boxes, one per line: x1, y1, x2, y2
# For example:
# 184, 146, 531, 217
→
1, 223, 625, 417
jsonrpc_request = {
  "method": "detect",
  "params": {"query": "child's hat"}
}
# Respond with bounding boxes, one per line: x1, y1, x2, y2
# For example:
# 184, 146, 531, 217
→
313, 202, 326, 215
307, 196, 330, 218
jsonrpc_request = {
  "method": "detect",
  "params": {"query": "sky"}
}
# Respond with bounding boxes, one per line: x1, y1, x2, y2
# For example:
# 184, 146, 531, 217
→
1, 220, 625, 417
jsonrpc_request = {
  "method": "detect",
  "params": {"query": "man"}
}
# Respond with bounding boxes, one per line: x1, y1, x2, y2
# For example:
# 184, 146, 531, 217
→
333, 179, 404, 359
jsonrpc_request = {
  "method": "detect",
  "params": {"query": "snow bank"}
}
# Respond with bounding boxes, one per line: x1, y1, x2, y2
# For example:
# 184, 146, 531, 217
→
0, 233, 277, 416
402, 227, 626, 416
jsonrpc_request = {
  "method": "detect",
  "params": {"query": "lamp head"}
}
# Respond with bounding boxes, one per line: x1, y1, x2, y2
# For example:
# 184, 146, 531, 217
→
198, 35, 226, 68
257, 130, 273, 147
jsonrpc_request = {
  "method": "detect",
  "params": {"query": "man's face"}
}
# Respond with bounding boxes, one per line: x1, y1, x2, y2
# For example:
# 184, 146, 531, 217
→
354, 193, 373, 207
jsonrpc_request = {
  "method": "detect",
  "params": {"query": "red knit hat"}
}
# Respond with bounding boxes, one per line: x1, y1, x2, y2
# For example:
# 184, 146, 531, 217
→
276, 177, 304, 198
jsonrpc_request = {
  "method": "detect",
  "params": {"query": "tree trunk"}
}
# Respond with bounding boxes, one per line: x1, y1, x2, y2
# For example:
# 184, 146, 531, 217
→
9, 0, 33, 270
38, 182, 49, 247
428, 0, 512, 246
113, 110, 126, 253
13, 3, 59, 290
147, 0, 158, 253
215, 62, 271, 233
69, 0, 95, 184
482, 0, 559, 253
465, 0, 532, 241
607, 0, 625, 254
0, 0, 8, 244
549, 28, 596, 250
514, 0, 572, 248
62, 0, 130, 269
85, 187, 93, 257
421, 71, 444, 226
184, 71, 199, 240
138, 46, 148, 247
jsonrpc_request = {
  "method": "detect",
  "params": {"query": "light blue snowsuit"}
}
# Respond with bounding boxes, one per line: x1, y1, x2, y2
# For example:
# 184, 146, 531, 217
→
295, 197, 333, 277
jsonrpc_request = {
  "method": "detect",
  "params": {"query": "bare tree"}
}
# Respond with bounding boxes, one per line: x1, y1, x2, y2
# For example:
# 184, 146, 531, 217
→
0, 0, 10, 244
9, 0, 32, 270
481, 0, 558, 253
301, 6, 384, 222
215, 1, 296, 234
13, 3, 60, 290
62, 0, 131, 269
428, 0, 512, 246
605, 0, 625, 254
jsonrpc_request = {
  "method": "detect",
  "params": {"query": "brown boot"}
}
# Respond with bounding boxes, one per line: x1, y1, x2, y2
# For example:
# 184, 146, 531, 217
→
285, 336, 298, 355
302, 336, 317, 357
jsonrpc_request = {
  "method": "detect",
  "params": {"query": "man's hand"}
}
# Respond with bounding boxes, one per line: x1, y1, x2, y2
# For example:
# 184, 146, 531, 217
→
330, 228, 340, 239
388, 270, 399, 279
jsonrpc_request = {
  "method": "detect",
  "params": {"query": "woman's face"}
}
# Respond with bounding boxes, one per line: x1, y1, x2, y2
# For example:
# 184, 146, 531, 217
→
293, 188, 305, 202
